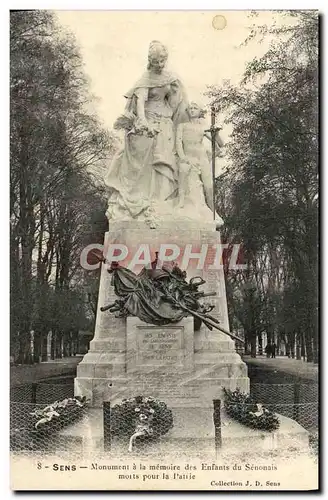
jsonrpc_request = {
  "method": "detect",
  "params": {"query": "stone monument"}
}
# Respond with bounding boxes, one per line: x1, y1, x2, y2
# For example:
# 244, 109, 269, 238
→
75, 221, 249, 407
74, 41, 249, 449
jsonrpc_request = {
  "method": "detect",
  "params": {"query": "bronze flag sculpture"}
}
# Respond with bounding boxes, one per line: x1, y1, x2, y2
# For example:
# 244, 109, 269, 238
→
98, 253, 243, 342
99, 253, 218, 329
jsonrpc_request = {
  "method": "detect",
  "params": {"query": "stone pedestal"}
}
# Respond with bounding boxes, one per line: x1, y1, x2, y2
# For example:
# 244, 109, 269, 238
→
75, 220, 249, 408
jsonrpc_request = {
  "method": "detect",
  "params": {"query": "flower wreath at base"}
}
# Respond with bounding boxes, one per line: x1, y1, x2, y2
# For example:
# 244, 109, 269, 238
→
30, 396, 89, 432
223, 388, 280, 431
11, 396, 89, 451
110, 396, 174, 443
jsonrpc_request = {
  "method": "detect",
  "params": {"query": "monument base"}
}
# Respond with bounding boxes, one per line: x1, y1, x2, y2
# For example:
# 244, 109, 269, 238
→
57, 407, 310, 459
72, 220, 310, 461
75, 317, 249, 408
75, 221, 249, 408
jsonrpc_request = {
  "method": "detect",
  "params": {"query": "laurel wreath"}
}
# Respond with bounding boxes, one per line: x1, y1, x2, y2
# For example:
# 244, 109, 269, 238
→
110, 395, 174, 440
223, 388, 280, 431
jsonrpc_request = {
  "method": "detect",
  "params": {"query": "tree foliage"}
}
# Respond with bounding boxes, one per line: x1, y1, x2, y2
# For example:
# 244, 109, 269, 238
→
10, 11, 116, 363
208, 11, 318, 361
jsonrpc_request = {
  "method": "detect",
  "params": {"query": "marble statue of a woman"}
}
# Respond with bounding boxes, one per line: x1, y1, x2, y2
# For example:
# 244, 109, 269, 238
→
105, 41, 188, 222
175, 102, 224, 225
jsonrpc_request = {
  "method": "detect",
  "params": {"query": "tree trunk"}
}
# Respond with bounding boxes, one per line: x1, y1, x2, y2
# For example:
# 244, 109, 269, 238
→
18, 331, 33, 364
33, 333, 42, 364
250, 333, 257, 358
51, 332, 56, 360
305, 336, 313, 363
301, 332, 306, 361
311, 303, 319, 364
288, 332, 296, 359
313, 334, 318, 364
10, 227, 21, 362
258, 334, 263, 356
56, 332, 63, 358
63, 334, 69, 357
41, 336, 48, 361
75, 330, 80, 355
296, 343, 301, 360
18, 125, 35, 364
243, 332, 250, 355
68, 333, 73, 356
290, 345, 295, 359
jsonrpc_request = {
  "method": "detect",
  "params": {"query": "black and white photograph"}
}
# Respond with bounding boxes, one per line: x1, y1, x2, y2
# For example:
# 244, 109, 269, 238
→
9, 9, 319, 491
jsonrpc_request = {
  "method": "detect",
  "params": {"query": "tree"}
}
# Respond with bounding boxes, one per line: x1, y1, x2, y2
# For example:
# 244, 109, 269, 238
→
208, 11, 318, 361
10, 10, 116, 363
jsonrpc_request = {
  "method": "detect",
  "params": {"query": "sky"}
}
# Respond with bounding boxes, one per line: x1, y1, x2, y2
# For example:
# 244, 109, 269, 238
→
54, 10, 280, 144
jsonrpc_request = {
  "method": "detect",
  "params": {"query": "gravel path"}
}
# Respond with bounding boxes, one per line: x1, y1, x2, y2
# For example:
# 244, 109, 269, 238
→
243, 356, 318, 382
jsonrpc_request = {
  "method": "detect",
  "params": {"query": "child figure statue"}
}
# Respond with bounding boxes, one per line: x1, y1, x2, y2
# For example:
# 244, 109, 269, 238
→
175, 102, 224, 224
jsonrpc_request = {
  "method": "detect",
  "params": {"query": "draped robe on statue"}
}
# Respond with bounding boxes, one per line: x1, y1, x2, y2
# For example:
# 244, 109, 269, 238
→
104, 70, 189, 220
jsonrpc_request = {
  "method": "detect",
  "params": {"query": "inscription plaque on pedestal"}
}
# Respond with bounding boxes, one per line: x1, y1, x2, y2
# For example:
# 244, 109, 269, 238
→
127, 317, 194, 373
138, 328, 183, 366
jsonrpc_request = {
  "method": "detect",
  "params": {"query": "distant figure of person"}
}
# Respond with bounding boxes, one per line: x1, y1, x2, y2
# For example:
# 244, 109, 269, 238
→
271, 342, 277, 358
265, 343, 271, 358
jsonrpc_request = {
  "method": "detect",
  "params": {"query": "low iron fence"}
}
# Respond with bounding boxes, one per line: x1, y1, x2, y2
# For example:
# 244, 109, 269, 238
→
11, 381, 74, 405
10, 381, 318, 457
250, 382, 318, 431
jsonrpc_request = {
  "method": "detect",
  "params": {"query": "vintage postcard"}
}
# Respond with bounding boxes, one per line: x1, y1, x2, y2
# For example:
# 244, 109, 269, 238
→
10, 9, 319, 491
